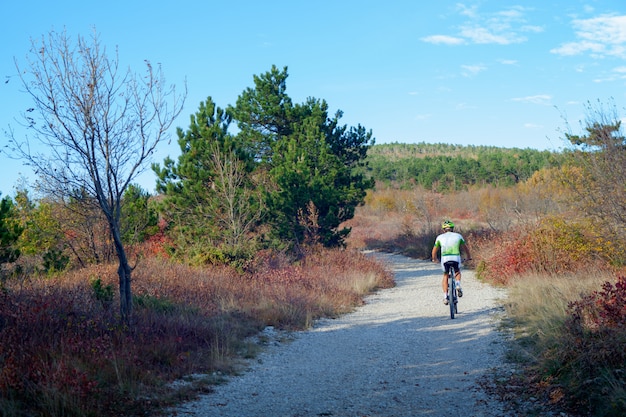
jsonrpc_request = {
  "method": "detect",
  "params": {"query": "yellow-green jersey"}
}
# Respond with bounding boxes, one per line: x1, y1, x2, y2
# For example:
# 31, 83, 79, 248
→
434, 231, 465, 269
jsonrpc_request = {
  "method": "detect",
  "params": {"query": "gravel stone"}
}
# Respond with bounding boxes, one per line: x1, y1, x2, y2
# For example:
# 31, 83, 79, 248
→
171, 251, 516, 416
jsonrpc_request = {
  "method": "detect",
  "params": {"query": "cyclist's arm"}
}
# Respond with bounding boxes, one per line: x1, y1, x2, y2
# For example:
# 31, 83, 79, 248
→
431, 242, 440, 262
461, 242, 472, 260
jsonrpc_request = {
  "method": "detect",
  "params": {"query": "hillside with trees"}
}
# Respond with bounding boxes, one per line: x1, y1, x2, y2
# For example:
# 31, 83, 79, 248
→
362, 142, 563, 191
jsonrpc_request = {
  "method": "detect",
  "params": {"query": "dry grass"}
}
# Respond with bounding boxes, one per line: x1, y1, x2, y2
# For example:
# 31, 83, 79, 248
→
503, 271, 608, 359
497, 270, 626, 415
0, 247, 393, 417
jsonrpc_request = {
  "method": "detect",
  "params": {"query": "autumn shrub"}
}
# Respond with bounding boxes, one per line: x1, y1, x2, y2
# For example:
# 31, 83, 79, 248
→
0, 247, 392, 416
364, 189, 398, 214
503, 270, 626, 416
343, 209, 407, 251
476, 216, 607, 285
552, 275, 626, 415
0, 283, 119, 416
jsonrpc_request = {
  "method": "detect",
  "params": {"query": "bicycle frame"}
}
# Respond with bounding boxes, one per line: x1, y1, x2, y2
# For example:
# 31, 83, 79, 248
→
444, 261, 458, 319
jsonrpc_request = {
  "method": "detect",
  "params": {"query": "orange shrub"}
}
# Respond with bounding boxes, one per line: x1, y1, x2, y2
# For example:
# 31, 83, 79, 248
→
476, 216, 607, 284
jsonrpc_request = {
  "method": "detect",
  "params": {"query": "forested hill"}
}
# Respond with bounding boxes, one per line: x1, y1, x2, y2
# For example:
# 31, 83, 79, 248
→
362, 142, 562, 191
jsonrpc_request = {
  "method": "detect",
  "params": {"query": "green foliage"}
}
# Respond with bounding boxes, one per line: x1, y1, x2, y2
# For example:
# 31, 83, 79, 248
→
42, 248, 69, 274
231, 66, 374, 249
133, 293, 176, 313
0, 196, 23, 268
13, 191, 63, 257
121, 184, 159, 245
363, 142, 561, 191
153, 97, 263, 264
90, 277, 114, 306
156, 66, 374, 259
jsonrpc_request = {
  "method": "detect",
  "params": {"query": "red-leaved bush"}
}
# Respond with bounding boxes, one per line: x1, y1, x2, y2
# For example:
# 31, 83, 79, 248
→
568, 275, 626, 332
554, 275, 626, 415
475, 217, 607, 285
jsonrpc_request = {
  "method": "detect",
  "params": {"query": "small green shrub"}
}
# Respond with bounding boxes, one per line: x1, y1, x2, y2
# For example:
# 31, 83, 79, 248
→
90, 277, 114, 306
133, 293, 176, 313
42, 248, 69, 274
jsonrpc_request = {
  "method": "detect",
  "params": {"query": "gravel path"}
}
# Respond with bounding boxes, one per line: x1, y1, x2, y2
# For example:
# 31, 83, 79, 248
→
171, 252, 514, 417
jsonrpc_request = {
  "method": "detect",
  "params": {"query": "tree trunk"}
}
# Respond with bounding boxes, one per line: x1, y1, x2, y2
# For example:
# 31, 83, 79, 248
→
112, 224, 133, 322
118, 254, 132, 322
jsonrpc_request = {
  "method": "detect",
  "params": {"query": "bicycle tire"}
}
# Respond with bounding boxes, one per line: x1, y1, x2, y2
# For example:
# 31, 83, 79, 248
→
449, 269, 455, 319
453, 268, 459, 315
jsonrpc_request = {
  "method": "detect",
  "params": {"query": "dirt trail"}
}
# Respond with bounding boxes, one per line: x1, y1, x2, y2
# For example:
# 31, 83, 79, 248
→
172, 252, 515, 416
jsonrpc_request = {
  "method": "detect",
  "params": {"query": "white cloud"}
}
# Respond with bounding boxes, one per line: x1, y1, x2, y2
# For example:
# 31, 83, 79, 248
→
511, 95, 552, 105
421, 35, 465, 45
456, 102, 477, 110
460, 26, 525, 44
456, 3, 478, 18
496, 8, 525, 19
498, 59, 518, 65
551, 40, 607, 56
461, 64, 487, 76
521, 25, 544, 33
592, 66, 626, 82
422, 5, 540, 46
551, 14, 626, 58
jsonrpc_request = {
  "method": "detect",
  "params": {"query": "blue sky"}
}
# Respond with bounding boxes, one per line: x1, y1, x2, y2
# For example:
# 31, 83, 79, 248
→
1, 1, 626, 194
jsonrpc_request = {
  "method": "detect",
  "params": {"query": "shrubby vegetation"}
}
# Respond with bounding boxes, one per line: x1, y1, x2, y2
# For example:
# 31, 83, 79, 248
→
0, 59, 378, 416
1, 31, 624, 415
345, 102, 626, 416
0, 249, 392, 416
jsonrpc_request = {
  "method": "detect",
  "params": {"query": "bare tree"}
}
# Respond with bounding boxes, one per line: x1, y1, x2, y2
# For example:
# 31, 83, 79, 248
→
563, 100, 626, 239
9, 29, 185, 321
209, 143, 265, 247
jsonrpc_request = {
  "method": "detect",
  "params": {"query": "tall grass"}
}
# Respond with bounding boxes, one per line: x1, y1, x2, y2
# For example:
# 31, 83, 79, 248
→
0, 247, 393, 416
504, 271, 626, 416
504, 272, 606, 358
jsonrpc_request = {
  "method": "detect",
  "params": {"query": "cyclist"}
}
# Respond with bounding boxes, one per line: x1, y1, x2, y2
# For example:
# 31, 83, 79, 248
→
431, 220, 471, 305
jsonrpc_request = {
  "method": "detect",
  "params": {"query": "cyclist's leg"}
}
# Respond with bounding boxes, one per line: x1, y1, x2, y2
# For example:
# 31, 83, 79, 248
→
442, 263, 451, 304
454, 263, 463, 297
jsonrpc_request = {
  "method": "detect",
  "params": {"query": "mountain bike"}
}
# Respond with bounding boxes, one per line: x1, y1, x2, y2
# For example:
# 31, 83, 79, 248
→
444, 261, 459, 319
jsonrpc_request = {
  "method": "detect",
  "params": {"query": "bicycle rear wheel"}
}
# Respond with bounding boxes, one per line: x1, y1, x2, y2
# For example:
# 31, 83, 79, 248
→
448, 271, 455, 319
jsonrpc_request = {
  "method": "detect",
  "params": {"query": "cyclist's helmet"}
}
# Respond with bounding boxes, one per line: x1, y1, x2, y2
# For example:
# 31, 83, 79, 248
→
442, 220, 455, 230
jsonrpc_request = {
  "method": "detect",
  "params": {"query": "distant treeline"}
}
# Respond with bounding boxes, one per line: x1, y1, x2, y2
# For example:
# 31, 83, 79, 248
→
361, 142, 562, 191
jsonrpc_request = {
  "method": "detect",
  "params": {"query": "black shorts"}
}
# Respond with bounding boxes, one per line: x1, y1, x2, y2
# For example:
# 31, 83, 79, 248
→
443, 261, 459, 275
